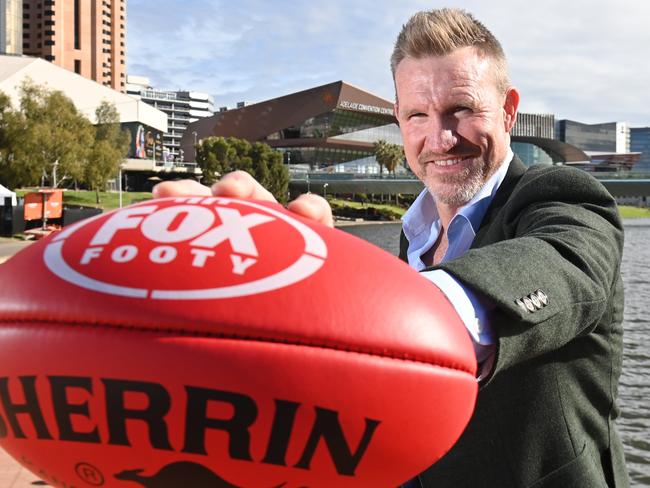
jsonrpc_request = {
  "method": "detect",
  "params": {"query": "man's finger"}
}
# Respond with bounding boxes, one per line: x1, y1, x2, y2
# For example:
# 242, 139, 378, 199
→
287, 194, 334, 228
211, 171, 277, 202
152, 179, 212, 198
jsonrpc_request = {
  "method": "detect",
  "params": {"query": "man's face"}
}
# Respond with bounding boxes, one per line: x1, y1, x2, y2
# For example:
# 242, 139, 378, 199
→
394, 47, 519, 207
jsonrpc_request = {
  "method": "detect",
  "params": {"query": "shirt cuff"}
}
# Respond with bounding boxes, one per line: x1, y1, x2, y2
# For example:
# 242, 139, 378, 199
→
420, 269, 497, 379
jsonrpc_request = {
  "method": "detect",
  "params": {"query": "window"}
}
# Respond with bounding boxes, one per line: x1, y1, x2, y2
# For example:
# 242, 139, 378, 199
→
44, 40, 54, 45
23, 43, 30, 49
44, 54, 55, 61
22, 23, 29, 29
74, 0, 80, 48
45, 30, 55, 35
23, 13, 29, 19
45, 20, 55, 25
74, 60, 81, 73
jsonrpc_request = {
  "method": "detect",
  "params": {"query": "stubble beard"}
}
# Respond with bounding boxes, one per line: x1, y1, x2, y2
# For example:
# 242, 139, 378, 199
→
417, 157, 491, 207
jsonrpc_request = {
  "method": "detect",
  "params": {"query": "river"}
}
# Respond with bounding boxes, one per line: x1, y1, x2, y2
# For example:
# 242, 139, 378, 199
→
340, 219, 650, 487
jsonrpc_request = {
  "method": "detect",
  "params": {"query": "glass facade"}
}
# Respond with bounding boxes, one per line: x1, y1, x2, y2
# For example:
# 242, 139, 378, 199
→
556, 120, 618, 152
630, 127, 650, 173
267, 108, 393, 140
267, 108, 398, 169
512, 142, 554, 166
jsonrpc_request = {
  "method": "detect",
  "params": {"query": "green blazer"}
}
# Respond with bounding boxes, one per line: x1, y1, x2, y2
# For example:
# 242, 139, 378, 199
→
399, 157, 629, 488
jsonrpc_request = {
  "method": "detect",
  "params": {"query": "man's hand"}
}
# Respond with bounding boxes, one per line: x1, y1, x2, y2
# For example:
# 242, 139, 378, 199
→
152, 171, 334, 227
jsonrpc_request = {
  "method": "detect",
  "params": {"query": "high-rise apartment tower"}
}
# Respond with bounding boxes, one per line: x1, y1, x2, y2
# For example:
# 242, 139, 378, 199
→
22, 0, 126, 92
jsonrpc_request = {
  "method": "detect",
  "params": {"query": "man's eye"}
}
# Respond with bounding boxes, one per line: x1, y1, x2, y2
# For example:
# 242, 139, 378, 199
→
408, 112, 426, 119
454, 106, 471, 113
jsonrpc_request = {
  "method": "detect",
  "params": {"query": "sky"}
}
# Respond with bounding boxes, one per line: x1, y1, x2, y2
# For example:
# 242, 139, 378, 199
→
126, 0, 650, 127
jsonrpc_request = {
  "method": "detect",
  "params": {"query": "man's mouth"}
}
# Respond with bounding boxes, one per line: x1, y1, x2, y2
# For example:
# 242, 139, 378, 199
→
433, 158, 465, 166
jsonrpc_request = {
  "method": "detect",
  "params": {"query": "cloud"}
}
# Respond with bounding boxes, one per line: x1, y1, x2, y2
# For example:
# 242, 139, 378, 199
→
126, 0, 650, 126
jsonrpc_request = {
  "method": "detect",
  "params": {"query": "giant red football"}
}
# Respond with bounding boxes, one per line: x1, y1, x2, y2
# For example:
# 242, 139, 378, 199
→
0, 196, 477, 487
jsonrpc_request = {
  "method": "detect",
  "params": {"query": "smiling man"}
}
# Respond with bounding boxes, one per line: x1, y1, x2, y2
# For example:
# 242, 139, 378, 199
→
391, 9, 628, 488
154, 8, 628, 488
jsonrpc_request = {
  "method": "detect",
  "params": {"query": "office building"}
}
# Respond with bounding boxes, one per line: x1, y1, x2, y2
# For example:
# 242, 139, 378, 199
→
630, 127, 650, 173
126, 75, 215, 162
0, 0, 22, 55
556, 120, 630, 153
22, 0, 126, 92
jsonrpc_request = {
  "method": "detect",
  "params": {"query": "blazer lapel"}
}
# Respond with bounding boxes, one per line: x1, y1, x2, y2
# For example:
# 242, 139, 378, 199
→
472, 155, 528, 247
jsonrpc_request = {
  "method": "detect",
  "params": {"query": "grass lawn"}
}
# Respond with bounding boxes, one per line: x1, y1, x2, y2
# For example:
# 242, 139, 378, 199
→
16, 189, 152, 211
329, 198, 406, 217
618, 205, 650, 219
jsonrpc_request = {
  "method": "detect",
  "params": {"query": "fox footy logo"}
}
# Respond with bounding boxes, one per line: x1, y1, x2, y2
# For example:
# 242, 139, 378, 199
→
43, 197, 327, 299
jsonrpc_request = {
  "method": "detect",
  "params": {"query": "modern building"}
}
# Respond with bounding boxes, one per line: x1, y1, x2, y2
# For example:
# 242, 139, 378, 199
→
22, 0, 126, 92
556, 120, 630, 153
630, 127, 650, 173
0, 0, 22, 55
511, 113, 557, 165
0, 54, 201, 190
126, 75, 215, 162
182, 80, 400, 172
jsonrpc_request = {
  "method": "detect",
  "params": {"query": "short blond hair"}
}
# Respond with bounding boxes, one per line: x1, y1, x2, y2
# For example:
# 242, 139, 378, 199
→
391, 9, 509, 94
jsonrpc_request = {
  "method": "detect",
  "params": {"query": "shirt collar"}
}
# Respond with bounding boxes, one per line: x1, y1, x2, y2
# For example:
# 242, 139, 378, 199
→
402, 148, 514, 242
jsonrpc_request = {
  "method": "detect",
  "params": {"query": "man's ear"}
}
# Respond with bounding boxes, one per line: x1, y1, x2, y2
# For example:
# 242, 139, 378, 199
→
394, 102, 400, 127
503, 87, 520, 132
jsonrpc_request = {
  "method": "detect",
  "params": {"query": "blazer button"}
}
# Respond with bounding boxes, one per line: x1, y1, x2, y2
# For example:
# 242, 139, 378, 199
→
515, 298, 528, 312
522, 297, 536, 313
536, 289, 548, 306
530, 293, 542, 309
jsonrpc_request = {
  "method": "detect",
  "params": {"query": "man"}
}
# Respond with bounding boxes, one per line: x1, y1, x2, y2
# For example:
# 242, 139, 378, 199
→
156, 8, 628, 487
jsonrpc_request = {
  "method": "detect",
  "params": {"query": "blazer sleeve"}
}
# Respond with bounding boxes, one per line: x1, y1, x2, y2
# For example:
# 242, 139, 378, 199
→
436, 165, 624, 379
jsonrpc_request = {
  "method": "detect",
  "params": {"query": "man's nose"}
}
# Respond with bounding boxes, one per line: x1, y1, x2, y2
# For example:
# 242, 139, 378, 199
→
423, 118, 457, 154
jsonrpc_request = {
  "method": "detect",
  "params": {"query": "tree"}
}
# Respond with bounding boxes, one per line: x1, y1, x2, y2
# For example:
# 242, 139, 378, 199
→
196, 136, 289, 202
85, 101, 131, 203
373, 139, 404, 178
15, 80, 95, 187
0, 91, 28, 188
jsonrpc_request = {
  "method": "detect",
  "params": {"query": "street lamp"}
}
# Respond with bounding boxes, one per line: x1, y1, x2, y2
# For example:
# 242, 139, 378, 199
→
192, 131, 198, 162
323, 183, 329, 199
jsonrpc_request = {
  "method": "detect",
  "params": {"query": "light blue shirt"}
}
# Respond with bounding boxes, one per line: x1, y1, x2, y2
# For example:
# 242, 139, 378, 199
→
401, 149, 513, 378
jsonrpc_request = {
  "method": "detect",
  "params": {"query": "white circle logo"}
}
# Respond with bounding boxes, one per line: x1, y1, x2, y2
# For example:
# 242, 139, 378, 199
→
44, 197, 327, 300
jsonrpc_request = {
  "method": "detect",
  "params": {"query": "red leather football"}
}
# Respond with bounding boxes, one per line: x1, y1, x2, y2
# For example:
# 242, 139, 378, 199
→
0, 196, 477, 487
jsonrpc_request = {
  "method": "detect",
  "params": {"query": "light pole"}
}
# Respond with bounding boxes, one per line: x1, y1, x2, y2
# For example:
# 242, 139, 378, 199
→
118, 163, 124, 208
286, 152, 291, 201
192, 131, 198, 162
323, 183, 329, 199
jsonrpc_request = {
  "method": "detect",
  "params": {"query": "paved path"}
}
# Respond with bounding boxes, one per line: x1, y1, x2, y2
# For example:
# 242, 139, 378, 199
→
0, 450, 46, 487
0, 238, 33, 263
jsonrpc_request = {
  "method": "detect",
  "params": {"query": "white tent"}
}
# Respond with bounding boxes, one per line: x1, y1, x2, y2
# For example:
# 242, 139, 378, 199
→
0, 184, 17, 206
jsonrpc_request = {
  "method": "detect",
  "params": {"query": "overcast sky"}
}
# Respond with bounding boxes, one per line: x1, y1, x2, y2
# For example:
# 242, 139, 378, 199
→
126, 0, 650, 127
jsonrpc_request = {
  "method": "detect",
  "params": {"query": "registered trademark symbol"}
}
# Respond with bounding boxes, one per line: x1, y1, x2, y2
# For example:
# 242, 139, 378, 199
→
75, 462, 104, 486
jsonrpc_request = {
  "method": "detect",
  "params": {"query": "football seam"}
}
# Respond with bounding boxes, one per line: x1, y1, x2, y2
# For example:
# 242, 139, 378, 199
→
0, 318, 476, 376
